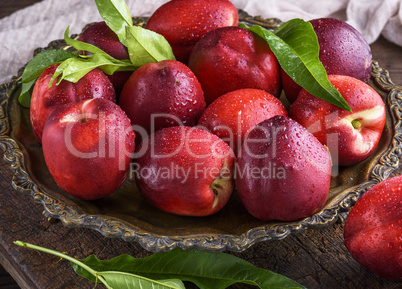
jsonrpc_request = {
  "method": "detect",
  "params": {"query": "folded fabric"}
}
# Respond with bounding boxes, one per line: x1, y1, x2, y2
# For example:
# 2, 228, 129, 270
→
0, 0, 401, 84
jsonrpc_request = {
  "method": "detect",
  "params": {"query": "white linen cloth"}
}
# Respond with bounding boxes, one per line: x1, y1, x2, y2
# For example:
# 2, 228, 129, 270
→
0, 0, 401, 84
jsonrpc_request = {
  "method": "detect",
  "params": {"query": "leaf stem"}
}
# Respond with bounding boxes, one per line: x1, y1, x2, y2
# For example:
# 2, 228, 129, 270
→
14, 241, 113, 289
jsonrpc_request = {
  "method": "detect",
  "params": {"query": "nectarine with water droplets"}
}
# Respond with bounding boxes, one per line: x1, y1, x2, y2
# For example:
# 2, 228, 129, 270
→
134, 126, 235, 217
145, 0, 238, 63
197, 88, 287, 154
30, 64, 116, 144
119, 59, 206, 143
344, 175, 402, 281
282, 17, 372, 103
42, 98, 135, 200
289, 75, 386, 166
78, 21, 132, 95
188, 26, 281, 104
235, 115, 332, 222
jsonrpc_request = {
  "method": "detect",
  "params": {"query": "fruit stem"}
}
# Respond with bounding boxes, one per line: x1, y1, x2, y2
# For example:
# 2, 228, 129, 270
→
351, 119, 362, 130
14, 241, 112, 289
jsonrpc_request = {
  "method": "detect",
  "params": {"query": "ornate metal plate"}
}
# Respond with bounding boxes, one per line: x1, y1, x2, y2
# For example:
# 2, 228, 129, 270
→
1, 11, 401, 252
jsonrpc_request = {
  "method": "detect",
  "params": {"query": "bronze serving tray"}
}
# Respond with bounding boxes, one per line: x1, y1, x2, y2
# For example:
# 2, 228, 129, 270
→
1, 11, 401, 252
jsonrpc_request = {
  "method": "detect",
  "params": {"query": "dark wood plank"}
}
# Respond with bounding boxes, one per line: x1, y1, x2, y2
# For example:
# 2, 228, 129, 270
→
0, 156, 152, 289
0, 265, 20, 289
371, 36, 402, 85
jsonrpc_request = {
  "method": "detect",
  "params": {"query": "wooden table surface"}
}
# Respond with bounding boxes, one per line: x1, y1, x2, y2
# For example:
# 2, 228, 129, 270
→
1, 1, 402, 289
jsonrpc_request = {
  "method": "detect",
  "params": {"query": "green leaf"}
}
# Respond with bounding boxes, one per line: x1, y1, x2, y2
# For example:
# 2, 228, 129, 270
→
63, 26, 109, 56
21, 49, 77, 83
240, 20, 352, 112
17, 49, 77, 107
47, 27, 136, 87
73, 248, 306, 289
49, 53, 135, 87
99, 271, 185, 289
126, 25, 176, 67
95, 0, 133, 46
14, 241, 185, 289
18, 80, 36, 108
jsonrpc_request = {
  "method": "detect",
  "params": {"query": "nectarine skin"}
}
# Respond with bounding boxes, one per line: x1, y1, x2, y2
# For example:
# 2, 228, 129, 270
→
311, 18, 372, 83
188, 26, 281, 104
134, 126, 235, 217
235, 115, 332, 222
289, 75, 386, 166
282, 18, 372, 103
79, 21, 129, 60
119, 59, 206, 143
344, 175, 402, 281
30, 64, 116, 144
145, 0, 238, 63
78, 21, 132, 95
42, 98, 135, 200
197, 88, 288, 154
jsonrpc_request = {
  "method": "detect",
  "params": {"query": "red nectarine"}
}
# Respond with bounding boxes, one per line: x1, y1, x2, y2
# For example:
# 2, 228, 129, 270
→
282, 18, 372, 103
119, 59, 206, 143
197, 88, 287, 154
134, 126, 235, 217
344, 175, 402, 281
78, 21, 132, 95
42, 98, 135, 200
145, 0, 238, 63
289, 75, 386, 166
30, 64, 116, 143
188, 26, 281, 104
235, 115, 332, 222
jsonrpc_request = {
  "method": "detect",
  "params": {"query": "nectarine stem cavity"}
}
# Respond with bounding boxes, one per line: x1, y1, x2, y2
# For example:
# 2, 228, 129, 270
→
352, 119, 362, 129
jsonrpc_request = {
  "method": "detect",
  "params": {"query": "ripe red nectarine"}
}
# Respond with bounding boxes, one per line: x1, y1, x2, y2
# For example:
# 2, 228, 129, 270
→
188, 26, 281, 104
42, 98, 135, 200
134, 126, 235, 217
198, 88, 287, 154
344, 175, 402, 281
119, 59, 206, 143
235, 115, 332, 222
30, 64, 116, 144
145, 0, 239, 63
78, 21, 132, 95
282, 17, 372, 103
289, 75, 386, 166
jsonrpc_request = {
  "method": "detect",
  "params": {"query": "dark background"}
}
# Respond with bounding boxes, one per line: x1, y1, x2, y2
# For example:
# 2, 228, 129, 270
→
0, 1, 401, 288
